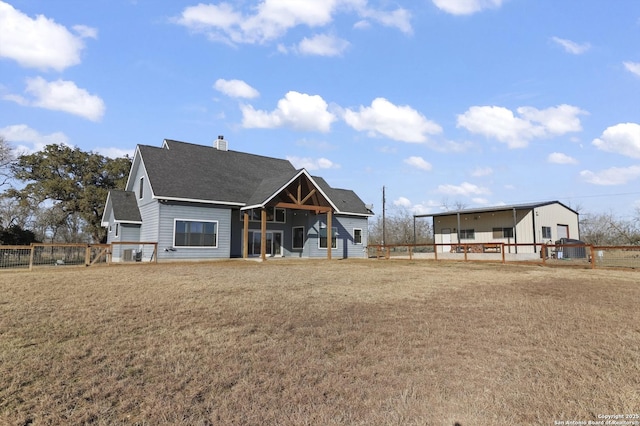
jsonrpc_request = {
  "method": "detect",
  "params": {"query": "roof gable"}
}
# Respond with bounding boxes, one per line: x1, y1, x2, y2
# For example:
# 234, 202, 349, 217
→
102, 190, 142, 224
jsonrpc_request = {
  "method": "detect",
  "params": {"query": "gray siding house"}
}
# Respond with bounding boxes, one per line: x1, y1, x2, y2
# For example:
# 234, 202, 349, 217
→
102, 138, 373, 261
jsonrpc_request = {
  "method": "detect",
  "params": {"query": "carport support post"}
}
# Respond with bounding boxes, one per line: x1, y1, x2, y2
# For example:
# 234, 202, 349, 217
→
243, 211, 249, 259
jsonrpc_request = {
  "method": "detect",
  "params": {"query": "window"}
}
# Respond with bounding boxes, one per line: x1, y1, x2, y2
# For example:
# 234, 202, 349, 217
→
542, 226, 552, 239
115, 223, 119, 237
139, 177, 144, 199
319, 227, 337, 249
459, 229, 475, 240
174, 220, 217, 247
492, 227, 514, 238
241, 207, 286, 223
353, 228, 362, 245
292, 227, 305, 249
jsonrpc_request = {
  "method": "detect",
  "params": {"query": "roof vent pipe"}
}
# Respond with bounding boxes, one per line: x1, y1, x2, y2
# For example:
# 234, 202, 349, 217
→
214, 135, 228, 151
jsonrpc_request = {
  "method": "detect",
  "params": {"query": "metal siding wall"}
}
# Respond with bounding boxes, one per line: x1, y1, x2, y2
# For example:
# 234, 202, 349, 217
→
157, 203, 231, 260
535, 204, 580, 242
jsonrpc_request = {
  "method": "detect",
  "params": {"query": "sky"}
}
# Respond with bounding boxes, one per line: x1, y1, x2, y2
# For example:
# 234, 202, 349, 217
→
1, 0, 640, 219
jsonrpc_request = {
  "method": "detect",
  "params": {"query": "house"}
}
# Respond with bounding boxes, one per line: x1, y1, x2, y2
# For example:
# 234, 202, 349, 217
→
101, 137, 373, 261
415, 201, 580, 254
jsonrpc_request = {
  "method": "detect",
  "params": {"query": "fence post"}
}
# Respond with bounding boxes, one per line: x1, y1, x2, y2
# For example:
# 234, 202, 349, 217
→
29, 245, 35, 270
590, 245, 596, 269
85, 245, 91, 267
434, 244, 438, 261
501, 243, 506, 264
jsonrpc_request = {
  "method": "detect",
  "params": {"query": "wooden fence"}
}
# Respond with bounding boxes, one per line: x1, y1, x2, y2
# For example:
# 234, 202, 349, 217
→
368, 242, 640, 270
0, 242, 158, 271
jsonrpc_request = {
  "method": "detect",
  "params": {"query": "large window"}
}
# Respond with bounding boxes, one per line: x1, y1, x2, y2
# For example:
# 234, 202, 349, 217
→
319, 227, 337, 249
292, 226, 305, 250
174, 220, 218, 247
492, 227, 514, 239
353, 228, 362, 245
459, 229, 475, 240
241, 207, 286, 223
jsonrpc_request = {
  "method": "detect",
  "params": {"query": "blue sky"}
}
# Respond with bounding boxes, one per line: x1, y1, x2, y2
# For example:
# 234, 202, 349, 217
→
2, 0, 640, 218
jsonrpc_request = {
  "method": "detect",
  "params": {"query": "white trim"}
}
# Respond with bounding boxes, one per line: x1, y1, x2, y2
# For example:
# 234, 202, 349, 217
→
353, 228, 363, 245
158, 196, 245, 206
139, 176, 144, 199
173, 218, 219, 248
318, 225, 337, 250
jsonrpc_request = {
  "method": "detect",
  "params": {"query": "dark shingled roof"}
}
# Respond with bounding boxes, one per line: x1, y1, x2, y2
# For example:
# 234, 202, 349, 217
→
135, 140, 372, 216
141, 140, 296, 204
109, 190, 142, 222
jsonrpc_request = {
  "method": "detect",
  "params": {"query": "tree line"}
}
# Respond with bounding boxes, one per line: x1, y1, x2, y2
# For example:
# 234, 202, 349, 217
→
0, 136, 130, 244
1, 136, 639, 246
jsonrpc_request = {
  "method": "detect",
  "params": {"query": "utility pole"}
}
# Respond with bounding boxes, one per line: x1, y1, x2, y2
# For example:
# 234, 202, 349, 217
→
382, 186, 386, 247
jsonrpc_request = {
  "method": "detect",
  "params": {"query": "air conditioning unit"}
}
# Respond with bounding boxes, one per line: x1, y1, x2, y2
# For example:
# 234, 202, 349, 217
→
123, 249, 134, 261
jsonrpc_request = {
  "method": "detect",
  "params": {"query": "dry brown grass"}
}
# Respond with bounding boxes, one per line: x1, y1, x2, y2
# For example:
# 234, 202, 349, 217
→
1, 260, 639, 425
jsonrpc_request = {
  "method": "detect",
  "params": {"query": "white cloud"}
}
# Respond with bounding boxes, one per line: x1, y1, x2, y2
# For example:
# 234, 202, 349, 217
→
592, 123, 640, 159
343, 98, 442, 143
286, 156, 338, 170
4, 77, 105, 121
436, 182, 491, 196
471, 166, 493, 177
432, 0, 505, 15
0, 1, 95, 71
580, 166, 640, 186
213, 79, 259, 98
393, 197, 413, 208
241, 91, 336, 132
0, 124, 69, 154
624, 61, 640, 77
551, 37, 590, 55
404, 156, 432, 171
548, 152, 578, 164
297, 34, 350, 56
95, 147, 135, 159
457, 104, 586, 148
174, 1, 411, 45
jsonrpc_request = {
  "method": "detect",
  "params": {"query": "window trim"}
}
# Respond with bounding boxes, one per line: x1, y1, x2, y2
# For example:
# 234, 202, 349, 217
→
319, 226, 337, 249
292, 226, 305, 250
353, 228, 363, 245
459, 229, 475, 240
173, 219, 218, 248
240, 207, 286, 223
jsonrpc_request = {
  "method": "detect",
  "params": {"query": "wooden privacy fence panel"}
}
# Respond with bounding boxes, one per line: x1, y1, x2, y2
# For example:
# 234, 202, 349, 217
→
368, 243, 640, 270
0, 242, 158, 271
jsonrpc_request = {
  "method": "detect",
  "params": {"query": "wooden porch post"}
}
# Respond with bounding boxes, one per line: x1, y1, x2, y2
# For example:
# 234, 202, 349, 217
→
261, 208, 267, 261
327, 209, 332, 260
243, 211, 249, 259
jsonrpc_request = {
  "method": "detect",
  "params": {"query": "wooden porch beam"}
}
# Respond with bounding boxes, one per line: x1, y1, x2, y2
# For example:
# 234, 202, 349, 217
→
275, 202, 331, 212
261, 208, 267, 261
285, 189, 298, 204
300, 188, 317, 205
243, 211, 249, 259
327, 210, 332, 260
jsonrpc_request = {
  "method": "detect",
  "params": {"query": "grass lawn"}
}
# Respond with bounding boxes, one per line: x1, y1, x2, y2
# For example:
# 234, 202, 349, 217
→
1, 260, 639, 425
